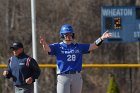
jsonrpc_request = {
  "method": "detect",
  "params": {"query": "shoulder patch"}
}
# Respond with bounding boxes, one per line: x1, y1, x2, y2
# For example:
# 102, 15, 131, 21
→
26, 57, 31, 67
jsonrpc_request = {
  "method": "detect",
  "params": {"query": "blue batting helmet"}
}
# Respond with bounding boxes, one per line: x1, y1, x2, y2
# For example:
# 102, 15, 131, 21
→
60, 24, 74, 34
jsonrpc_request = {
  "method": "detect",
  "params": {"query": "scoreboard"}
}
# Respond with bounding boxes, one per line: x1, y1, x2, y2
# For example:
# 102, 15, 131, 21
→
101, 6, 140, 43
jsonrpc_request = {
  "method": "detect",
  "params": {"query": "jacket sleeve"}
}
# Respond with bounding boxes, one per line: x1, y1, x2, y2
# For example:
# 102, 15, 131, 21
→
29, 58, 41, 80
5, 59, 12, 79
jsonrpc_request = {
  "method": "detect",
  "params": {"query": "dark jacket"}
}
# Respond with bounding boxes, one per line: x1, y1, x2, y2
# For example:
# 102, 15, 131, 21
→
6, 52, 41, 86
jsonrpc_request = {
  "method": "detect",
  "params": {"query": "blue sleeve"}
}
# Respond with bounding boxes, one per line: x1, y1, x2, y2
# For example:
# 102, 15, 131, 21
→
48, 43, 58, 55
5, 59, 12, 79
79, 44, 90, 54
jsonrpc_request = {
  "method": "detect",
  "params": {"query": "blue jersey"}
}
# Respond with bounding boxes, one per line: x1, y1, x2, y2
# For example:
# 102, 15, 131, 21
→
48, 42, 90, 74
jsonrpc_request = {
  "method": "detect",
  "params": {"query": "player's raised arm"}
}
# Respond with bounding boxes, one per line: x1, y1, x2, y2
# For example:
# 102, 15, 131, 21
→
100, 31, 112, 40
89, 31, 112, 51
40, 36, 51, 52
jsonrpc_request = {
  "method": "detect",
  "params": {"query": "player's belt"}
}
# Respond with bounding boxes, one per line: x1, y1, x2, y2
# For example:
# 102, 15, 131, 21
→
62, 71, 80, 74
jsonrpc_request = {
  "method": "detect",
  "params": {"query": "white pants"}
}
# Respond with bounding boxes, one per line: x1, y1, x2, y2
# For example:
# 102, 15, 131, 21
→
57, 73, 83, 93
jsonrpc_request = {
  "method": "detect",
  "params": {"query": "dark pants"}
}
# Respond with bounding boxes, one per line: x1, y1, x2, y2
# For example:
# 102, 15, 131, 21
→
15, 84, 34, 93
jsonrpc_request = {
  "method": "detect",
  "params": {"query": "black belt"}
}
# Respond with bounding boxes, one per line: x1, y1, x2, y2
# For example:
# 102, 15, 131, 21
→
60, 71, 80, 74
15, 83, 33, 87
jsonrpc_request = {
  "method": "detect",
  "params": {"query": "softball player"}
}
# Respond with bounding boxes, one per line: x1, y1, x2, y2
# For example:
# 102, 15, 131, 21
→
40, 24, 112, 93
